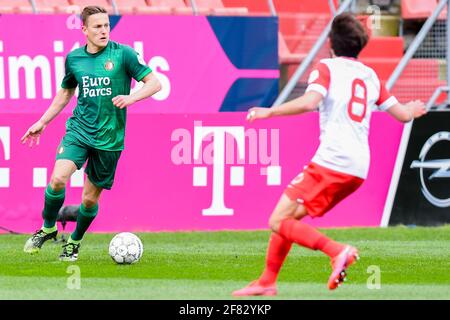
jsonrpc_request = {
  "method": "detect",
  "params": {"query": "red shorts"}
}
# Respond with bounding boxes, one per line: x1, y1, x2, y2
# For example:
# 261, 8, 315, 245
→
284, 162, 364, 217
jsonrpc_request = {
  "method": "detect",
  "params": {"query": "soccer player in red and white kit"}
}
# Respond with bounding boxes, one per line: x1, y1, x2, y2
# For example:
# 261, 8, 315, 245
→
233, 13, 427, 296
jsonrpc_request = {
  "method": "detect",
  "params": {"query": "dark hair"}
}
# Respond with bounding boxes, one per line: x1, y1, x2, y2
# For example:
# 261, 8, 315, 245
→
81, 6, 108, 26
329, 13, 369, 58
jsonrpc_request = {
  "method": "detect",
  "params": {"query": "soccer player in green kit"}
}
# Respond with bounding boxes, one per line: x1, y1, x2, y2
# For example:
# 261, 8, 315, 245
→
22, 6, 161, 261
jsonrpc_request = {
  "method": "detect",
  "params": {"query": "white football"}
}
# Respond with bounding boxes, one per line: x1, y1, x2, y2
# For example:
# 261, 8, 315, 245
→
109, 232, 143, 264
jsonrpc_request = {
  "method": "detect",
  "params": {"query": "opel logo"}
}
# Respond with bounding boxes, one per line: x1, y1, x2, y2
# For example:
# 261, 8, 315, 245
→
410, 131, 450, 208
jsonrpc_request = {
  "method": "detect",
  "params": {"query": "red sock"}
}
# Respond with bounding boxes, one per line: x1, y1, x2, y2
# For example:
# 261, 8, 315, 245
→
258, 233, 292, 286
279, 218, 345, 258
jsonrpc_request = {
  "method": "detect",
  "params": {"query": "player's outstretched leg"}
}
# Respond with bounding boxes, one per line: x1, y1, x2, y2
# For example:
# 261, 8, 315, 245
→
24, 184, 65, 254
232, 232, 292, 297
25, 160, 77, 254
328, 245, 359, 290
24, 229, 58, 254
233, 195, 302, 297
278, 217, 359, 290
59, 203, 98, 262
60, 176, 103, 261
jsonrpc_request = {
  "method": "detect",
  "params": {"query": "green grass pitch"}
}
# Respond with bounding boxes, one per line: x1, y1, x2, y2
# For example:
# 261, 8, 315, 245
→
1, 226, 449, 300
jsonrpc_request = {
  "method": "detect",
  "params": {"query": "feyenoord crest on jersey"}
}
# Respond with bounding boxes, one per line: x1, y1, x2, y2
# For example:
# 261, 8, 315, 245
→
105, 60, 114, 71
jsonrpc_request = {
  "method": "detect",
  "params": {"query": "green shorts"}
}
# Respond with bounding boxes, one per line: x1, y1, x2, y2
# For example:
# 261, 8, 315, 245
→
55, 134, 122, 190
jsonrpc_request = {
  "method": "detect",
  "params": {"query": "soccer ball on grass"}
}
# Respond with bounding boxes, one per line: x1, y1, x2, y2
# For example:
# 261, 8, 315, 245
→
109, 232, 143, 264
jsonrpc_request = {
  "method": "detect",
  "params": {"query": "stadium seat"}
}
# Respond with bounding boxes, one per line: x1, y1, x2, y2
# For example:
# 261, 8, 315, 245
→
115, 0, 171, 15
402, 58, 441, 79
354, 57, 442, 103
359, 58, 400, 80
0, 0, 34, 14
279, 12, 332, 82
147, 0, 195, 15
392, 78, 447, 103
284, 35, 330, 55
401, 0, 448, 20
222, 0, 272, 16
69, 0, 115, 14
279, 32, 303, 64
33, 0, 71, 14
279, 12, 330, 61
359, 58, 440, 81
273, 0, 338, 14
193, 0, 248, 16
359, 37, 404, 59
114, 0, 144, 14
279, 13, 330, 37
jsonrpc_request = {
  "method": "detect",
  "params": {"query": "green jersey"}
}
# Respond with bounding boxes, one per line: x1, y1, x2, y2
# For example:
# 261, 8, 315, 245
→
61, 41, 152, 151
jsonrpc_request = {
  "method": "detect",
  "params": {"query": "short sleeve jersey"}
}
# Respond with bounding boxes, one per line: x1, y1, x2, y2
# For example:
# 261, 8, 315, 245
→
61, 41, 152, 151
305, 57, 398, 179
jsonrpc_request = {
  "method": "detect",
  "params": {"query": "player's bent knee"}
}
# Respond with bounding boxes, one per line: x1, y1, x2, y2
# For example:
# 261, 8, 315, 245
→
268, 216, 282, 233
82, 197, 98, 209
49, 175, 69, 190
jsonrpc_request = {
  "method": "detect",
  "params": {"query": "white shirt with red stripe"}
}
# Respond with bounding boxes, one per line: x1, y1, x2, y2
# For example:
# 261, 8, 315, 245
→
305, 57, 398, 179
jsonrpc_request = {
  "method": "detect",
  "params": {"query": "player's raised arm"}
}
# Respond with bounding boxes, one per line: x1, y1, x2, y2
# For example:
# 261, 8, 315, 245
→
112, 72, 161, 109
21, 87, 76, 147
246, 91, 323, 122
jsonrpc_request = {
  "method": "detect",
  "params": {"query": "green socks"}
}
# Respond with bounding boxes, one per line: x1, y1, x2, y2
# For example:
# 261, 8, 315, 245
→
42, 184, 65, 229
42, 184, 98, 242
41, 225, 57, 234
70, 203, 98, 241
67, 237, 81, 245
